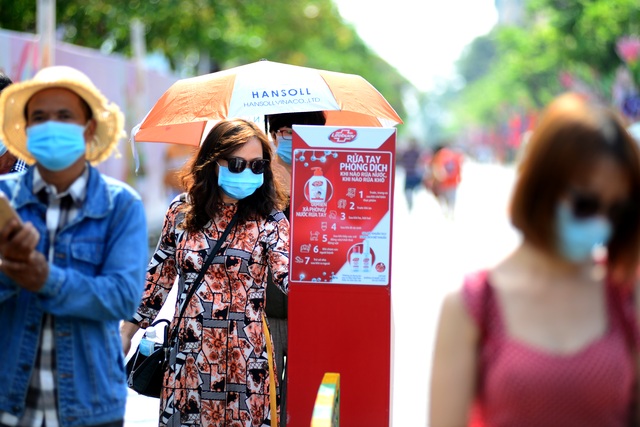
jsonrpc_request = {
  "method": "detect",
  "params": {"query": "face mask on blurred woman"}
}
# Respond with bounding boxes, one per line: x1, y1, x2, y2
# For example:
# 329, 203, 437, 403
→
555, 202, 612, 262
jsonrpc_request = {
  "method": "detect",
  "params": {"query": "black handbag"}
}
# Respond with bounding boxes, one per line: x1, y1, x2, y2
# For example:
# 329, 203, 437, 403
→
125, 318, 171, 397
126, 212, 239, 398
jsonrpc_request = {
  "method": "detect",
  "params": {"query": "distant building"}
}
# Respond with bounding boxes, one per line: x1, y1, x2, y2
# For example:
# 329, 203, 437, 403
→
495, 0, 525, 26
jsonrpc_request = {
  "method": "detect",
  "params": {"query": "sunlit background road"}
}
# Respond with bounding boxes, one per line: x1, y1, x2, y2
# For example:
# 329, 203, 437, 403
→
124, 159, 521, 427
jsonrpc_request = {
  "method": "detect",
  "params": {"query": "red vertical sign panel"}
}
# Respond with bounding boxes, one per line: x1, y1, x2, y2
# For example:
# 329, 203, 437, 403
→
286, 125, 395, 426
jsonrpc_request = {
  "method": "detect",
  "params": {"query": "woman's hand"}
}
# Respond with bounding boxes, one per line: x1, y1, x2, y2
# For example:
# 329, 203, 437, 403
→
120, 320, 141, 356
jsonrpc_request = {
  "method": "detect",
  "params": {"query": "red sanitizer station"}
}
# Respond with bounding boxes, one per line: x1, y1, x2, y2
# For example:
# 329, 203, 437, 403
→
287, 125, 395, 426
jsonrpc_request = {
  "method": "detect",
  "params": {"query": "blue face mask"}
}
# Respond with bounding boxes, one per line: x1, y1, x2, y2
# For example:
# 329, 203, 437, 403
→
27, 121, 86, 171
218, 165, 264, 200
0, 139, 7, 157
276, 136, 293, 165
555, 202, 612, 262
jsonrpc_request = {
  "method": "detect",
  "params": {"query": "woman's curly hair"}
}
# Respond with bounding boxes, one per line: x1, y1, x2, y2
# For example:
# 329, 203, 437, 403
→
179, 118, 288, 232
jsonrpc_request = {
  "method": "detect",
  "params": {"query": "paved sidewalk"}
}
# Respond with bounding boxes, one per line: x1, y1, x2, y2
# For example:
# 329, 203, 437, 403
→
125, 391, 160, 427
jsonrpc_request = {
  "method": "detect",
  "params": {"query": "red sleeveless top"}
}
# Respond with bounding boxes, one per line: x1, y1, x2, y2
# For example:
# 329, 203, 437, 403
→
462, 270, 637, 427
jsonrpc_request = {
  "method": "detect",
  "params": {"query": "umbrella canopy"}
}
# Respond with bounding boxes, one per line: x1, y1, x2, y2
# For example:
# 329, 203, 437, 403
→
133, 60, 402, 146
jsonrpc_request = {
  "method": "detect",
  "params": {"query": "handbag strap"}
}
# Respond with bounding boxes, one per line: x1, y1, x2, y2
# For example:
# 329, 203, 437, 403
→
168, 211, 239, 345
262, 312, 278, 427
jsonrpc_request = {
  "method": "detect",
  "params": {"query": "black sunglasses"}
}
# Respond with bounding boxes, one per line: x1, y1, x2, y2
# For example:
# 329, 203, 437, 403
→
568, 190, 636, 224
224, 157, 269, 174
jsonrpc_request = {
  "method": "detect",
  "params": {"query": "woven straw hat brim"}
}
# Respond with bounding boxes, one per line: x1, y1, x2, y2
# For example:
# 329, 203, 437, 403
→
0, 68, 125, 165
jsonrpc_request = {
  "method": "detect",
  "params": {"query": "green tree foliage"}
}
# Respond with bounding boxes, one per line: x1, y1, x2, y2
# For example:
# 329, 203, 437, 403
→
0, 0, 409, 122
449, 0, 640, 129
456, 34, 497, 85
530, 0, 640, 74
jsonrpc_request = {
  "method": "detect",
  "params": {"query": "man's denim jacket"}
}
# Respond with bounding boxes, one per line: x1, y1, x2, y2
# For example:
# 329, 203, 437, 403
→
0, 165, 148, 427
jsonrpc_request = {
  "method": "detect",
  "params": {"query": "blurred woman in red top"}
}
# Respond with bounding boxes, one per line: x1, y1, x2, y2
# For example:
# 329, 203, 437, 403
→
428, 144, 463, 218
430, 93, 640, 427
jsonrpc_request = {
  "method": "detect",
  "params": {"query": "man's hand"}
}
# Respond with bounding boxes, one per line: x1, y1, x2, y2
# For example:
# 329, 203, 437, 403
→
0, 218, 40, 262
0, 217, 47, 291
0, 250, 49, 292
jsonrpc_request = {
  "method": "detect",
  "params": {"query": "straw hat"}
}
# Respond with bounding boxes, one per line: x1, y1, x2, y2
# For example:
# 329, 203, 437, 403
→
0, 66, 125, 165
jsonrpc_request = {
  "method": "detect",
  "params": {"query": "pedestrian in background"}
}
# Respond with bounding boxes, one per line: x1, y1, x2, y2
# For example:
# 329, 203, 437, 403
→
266, 111, 326, 190
0, 66, 148, 427
265, 110, 326, 427
0, 72, 28, 174
430, 93, 640, 427
428, 144, 463, 218
398, 137, 425, 211
121, 118, 290, 427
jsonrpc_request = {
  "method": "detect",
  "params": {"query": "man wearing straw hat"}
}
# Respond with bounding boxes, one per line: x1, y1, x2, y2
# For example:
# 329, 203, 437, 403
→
0, 66, 148, 427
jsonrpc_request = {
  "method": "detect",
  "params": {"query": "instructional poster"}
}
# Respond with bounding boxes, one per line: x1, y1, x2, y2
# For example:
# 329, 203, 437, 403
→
289, 125, 396, 286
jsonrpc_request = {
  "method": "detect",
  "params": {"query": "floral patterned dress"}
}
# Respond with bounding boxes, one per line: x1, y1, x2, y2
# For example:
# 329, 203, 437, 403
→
133, 198, 290, 427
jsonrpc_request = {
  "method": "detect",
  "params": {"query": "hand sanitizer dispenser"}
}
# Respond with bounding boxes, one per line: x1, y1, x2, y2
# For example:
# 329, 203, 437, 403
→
308, 167, 328, 204
350, 245, 361, 272
362, 240, 371, 273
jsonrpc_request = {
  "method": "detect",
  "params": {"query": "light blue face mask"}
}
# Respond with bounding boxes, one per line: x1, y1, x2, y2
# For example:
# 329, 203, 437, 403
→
218, 165, 264, 200
555, 202, 612, 262
276, 136, 293, 165
0, 138, 7, 157
26, 121, 86, 171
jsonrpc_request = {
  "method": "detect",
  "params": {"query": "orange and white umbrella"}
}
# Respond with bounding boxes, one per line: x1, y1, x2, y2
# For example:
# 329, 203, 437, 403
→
133, 60, 402, 146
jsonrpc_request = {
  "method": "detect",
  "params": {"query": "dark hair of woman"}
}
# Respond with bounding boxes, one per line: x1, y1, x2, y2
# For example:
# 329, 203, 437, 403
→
179, 118, 287, 232
266, 111, 326, 134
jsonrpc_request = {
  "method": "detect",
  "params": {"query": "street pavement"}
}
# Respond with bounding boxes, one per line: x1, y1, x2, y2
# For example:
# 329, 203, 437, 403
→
124, 160, 520, 427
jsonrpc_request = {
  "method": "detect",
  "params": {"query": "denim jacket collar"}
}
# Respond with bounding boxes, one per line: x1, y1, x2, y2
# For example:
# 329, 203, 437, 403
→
9, 165, 111, 220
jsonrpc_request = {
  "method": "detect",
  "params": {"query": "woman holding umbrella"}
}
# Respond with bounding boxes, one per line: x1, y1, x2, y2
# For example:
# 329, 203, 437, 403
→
121, 118, 290, 427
